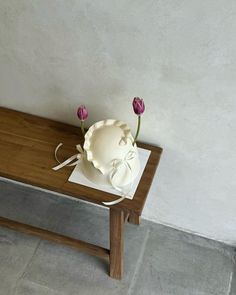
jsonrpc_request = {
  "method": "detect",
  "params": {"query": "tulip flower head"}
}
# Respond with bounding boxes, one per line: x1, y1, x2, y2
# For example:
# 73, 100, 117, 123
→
77, 105, 88, 136
132, 97, 145, 115
132, 97, 145, 146
77, 105, 88, 121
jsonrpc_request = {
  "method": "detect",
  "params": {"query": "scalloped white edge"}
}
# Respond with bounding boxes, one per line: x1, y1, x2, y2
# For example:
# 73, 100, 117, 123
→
83, 119, 133, 174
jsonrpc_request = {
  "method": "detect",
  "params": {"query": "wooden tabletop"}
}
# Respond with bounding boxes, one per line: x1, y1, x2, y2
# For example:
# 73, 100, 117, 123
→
0, 107, 162, 214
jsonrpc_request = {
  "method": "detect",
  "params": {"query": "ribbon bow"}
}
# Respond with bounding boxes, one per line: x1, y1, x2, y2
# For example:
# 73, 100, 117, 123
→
110, 150, 135, 184
102, 150, 136, 206
52, 143, 83, 171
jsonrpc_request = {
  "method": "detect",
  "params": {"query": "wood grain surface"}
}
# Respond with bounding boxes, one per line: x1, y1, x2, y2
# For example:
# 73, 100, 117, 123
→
109, 209, 124, 279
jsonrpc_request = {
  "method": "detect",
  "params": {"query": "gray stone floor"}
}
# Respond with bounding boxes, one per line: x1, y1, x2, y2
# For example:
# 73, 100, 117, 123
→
0, 180, 235, 295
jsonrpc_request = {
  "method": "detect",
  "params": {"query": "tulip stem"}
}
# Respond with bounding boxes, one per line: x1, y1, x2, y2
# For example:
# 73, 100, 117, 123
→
133, 115, 141, 146
80, 120, 85, 136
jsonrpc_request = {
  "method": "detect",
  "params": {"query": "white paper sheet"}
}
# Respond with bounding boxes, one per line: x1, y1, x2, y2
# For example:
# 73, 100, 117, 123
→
68, 147, 151, 200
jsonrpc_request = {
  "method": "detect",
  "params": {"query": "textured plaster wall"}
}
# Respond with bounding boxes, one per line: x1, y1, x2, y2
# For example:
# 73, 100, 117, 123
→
0, 0, 236, 245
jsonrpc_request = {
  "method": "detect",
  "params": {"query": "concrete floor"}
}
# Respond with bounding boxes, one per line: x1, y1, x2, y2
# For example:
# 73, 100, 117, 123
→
0, 180, 235, 295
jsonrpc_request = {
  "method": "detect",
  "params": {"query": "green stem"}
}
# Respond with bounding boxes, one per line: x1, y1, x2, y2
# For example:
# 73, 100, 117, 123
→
133, 115, 141, 146
80, 120, 85, 136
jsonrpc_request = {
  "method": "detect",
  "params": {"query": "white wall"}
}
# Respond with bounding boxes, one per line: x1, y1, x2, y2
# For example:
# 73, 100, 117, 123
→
0, 0, 236, 245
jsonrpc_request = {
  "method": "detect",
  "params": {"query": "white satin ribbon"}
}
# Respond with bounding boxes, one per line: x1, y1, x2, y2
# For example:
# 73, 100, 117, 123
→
52, 143, 135, 206
102, 196, 126, 206
102, 150, 135, 205
52, 143, 83, 171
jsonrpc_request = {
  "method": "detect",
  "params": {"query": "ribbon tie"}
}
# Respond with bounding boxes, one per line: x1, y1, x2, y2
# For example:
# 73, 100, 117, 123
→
52, 143, 83, 171
110, 150, 135, 185
102, 150, 135, 205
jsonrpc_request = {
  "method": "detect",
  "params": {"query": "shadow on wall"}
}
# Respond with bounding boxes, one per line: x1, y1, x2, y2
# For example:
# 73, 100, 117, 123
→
42, 72, 125, 127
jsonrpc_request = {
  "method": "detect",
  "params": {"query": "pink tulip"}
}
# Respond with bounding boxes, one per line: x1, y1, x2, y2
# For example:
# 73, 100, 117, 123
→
132, 97, 145, 115
77, 105, 88, 121
132, 97, 145, 146
77, 105, 88, 136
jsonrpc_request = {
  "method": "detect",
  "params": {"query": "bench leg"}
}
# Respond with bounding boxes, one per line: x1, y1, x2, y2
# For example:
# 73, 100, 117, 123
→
128, 213, 141, 225
109, 208, 124, 279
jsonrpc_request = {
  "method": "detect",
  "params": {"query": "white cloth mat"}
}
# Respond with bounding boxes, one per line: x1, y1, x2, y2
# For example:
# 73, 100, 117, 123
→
68, 147, 151, 200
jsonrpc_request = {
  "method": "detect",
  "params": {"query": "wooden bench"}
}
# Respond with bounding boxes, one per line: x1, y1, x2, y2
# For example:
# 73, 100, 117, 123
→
0, 107, 162, 279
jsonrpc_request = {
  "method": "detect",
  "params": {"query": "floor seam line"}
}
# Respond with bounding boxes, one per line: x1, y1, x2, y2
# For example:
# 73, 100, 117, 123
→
12, 238, 41, 295
19, 279, 66, 295
127, 228, 150, 295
